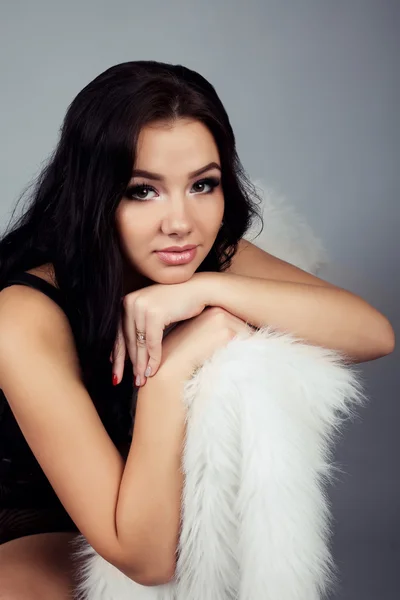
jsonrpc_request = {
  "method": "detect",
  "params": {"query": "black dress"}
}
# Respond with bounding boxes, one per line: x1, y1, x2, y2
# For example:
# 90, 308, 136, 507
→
0, 272, 136, 544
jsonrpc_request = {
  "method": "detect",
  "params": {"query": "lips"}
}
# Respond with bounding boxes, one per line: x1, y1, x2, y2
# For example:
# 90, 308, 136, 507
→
155, 246, 198, 265
159, 245, 197, 252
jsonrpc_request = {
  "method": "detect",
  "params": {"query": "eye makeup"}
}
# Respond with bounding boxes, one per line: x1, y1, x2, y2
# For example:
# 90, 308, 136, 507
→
124, 176, 221, 201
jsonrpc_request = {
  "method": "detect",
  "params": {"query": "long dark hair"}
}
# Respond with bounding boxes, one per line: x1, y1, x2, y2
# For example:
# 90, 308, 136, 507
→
0, 60, 263, 376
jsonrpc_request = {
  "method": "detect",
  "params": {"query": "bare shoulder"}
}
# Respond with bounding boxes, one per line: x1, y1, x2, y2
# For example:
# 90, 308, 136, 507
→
0, 262, 60, 327
0, 270, 79, 380
0, 276, 64, 332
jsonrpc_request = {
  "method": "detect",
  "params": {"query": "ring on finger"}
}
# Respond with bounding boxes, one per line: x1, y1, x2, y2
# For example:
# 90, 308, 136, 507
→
136, 330, 146, 346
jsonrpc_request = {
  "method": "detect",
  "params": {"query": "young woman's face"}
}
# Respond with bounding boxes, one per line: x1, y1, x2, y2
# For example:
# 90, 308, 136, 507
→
115, 118, 225, 291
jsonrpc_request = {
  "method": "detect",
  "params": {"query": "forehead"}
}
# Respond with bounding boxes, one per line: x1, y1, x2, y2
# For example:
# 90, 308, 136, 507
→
134, 119, 220, 174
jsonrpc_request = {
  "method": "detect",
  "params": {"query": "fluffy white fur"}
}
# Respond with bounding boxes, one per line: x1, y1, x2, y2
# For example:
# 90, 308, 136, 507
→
71, 327, 366, 600
71, 186, 365, 599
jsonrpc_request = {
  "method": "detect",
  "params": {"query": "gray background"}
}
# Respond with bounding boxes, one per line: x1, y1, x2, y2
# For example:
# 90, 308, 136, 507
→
1, 1, 398, 598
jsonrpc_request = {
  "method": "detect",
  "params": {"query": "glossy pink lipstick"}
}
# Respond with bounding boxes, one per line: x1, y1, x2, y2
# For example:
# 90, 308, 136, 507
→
155, 245, 198, 265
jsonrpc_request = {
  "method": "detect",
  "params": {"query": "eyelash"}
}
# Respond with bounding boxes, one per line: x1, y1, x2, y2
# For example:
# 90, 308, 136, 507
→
124, 177, 221, 201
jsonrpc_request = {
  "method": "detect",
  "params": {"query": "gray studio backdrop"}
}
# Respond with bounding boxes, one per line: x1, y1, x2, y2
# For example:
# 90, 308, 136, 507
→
1, 1, 398, 598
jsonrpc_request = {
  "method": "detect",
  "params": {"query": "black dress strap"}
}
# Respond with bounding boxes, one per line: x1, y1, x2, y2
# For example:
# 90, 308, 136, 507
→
2, 272, 67, 314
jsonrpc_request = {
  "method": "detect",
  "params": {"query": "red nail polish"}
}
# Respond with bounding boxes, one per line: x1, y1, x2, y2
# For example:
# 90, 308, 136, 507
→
112, 373, 118, 386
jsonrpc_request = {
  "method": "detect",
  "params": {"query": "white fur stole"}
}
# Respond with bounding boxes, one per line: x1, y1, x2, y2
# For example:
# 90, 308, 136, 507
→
72, 325, 366, 600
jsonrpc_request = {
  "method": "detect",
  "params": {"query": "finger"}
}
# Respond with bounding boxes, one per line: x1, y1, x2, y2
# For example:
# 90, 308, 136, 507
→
143, 314, 164, 379
134, 307, 148, 387
112, 319, 127, 385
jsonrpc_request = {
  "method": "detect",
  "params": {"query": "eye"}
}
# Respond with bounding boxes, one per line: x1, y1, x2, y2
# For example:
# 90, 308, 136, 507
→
124, 176, 220, 201
125, 184, 158, 201
191, 177, 221, 194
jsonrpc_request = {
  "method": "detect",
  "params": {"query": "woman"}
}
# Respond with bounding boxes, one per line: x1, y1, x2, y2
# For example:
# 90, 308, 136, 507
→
0, 60, 394, 597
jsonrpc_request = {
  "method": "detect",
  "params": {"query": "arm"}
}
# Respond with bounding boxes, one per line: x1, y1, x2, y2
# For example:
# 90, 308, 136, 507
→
116, 363, 186, 580
0, 286, 184, 584
193, 271, 395, 364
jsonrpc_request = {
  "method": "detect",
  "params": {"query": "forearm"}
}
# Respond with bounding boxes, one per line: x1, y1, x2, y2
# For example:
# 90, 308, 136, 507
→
200, 272, 394, 363
115, 362, 187, 581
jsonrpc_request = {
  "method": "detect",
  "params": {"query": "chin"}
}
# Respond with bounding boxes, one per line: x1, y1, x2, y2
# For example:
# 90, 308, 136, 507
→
152, 268, 197, 285
158, 268, 195, 284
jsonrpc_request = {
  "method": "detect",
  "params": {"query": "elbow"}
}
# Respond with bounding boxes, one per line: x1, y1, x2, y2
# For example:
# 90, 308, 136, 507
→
82, 526, 177, 586
111, 554, 176, 587
126, 564, 176, 587
112, 513, 179, 585
379, 318, 396, 357
95, 541, 176, 587
362, 314, 396, 362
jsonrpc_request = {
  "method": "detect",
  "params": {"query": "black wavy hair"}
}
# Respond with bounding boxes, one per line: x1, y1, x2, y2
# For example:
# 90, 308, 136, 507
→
0, 60, 263, 377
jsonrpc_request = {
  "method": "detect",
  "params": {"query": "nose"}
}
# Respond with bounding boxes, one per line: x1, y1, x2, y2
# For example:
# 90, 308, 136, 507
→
160, 193, 193, 236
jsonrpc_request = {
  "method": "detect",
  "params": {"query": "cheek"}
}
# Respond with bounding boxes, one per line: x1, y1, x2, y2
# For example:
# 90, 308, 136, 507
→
115, 206, 142, 252
116, 203, 140, 233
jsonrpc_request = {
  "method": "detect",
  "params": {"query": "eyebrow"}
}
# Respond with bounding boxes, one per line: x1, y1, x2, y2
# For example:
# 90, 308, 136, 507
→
131, 161, 221, 181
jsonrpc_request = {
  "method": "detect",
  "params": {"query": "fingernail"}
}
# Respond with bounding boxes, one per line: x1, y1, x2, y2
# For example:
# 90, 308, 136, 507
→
112, 373, 118, 386
144, 365, 151, 377
135, 374, 141, 387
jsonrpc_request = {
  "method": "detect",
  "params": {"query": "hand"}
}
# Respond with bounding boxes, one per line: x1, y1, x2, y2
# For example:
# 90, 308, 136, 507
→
155, 306, 253, 380
110, 275, 209, 387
